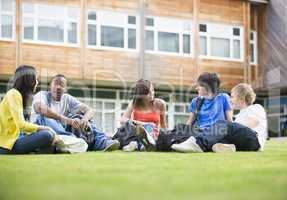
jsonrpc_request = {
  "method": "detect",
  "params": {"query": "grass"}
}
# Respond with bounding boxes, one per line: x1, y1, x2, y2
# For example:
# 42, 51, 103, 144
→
0, 140, 286, 200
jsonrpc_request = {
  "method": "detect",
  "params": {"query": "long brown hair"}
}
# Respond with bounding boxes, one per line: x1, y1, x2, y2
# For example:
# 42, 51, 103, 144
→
12, 65, 37, 113
132, 79, 153, 109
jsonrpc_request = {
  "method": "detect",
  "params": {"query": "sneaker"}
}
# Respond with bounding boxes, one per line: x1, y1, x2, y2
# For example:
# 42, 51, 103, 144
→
103, 140, 120, 152
212, 143, 236, 153
142, 124, 157, 146
122, 141, 138, 152
171, 136, 203, 153
135, 125, 156, 151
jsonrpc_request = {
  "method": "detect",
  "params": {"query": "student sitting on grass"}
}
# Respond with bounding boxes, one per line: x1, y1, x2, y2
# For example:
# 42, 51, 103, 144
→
215, 83, 267, 152
186, 72, 233, 128
172, 83, 266, 153
0, 65, 57, 154
119, 79, 167, 152
30, 74, 120, 152
171, 72, 233, 152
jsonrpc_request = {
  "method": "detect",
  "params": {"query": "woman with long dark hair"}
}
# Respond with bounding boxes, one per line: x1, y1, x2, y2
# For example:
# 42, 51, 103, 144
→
119, 79, 167, 151
0, 65, 57, 154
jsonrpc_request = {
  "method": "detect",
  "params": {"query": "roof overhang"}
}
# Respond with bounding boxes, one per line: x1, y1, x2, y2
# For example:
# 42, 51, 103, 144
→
248, 0, 268, 4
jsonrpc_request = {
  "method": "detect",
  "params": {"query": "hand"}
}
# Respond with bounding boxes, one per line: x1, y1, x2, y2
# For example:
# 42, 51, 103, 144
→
52, 134, 61, 145
80, 119, 89, 130
71, 118, 82, 129
60, 116, 73, 125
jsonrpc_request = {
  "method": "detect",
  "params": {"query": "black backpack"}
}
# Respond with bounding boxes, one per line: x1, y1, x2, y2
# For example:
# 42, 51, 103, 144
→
156, 97, 205, 151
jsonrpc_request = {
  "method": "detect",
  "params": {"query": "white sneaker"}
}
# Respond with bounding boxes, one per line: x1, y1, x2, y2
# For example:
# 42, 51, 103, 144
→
212, 143, 236, 153
122, 141, 138, 152
171, 136, 203, 153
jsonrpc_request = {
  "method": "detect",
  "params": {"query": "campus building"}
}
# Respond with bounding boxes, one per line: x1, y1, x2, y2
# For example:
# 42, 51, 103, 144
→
0, 0, 286, 136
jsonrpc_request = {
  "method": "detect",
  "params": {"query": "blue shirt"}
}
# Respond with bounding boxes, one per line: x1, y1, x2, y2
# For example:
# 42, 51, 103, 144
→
189, 93, 232, 129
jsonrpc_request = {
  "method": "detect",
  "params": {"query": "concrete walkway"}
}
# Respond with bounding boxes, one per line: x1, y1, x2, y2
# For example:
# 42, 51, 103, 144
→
270, 137, 287, 141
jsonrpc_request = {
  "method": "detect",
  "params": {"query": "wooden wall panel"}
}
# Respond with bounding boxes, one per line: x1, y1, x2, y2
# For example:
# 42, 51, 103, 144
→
199, 0, 244, 24
0, 41, 16, 76
0, 0, 260, 91
145, 54, 196, 87
84, 49, 139, 84
145, 0, 193, 19
198, 59, 244, 89
20, 44, 82, 79
23, 0, 80, 7
258, 0, 287, 89
87, 0, 139, 12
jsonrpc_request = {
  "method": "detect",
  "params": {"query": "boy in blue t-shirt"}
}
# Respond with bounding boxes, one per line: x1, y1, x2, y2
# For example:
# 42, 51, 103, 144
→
186, 72, 233, 129
171, 72, 233, 153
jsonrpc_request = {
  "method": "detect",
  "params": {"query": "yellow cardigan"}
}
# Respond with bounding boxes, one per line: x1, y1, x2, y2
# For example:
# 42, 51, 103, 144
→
0, 89, 40, 150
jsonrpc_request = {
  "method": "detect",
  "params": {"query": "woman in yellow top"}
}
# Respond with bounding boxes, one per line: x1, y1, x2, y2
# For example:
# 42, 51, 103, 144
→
0, 65, 57, 154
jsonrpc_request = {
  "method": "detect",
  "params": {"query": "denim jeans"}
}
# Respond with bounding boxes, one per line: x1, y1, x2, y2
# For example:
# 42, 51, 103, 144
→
0, 130, 54, 154
35, 115, 111, 151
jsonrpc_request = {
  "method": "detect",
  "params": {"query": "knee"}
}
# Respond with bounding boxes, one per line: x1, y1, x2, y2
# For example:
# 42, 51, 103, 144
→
40, 131, 55, 144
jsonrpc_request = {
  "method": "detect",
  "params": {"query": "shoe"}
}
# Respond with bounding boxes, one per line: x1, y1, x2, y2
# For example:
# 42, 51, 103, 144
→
142, 124, 157, 146
135, 125, 156, 151
122, 141, 138, 152
171, 136, 203, 153
212, 143, 236, 153
103, 140, 120, 152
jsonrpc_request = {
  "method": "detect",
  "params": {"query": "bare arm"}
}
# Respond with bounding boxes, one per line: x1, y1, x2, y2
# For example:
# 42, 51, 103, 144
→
33, 102, 73, 125
225, 110, 233, 122
186, 112, 195, 125
238, 117, 259, 129
158, 99, 167, 128
120, 102, 134, 125
119, 102, 147, 126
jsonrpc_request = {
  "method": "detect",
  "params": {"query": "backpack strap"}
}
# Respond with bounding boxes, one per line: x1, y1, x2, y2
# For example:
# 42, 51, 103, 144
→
192, 97, 205, 126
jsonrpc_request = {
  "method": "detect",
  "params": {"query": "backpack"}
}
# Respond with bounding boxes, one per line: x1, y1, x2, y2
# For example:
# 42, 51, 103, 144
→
156, 97, 205, 151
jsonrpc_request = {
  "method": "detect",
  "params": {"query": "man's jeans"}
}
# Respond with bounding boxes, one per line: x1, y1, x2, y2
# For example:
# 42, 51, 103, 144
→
35, 115, 111, 151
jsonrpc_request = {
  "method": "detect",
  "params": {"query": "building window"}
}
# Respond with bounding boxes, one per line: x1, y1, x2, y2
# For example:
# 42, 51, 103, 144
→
87, 10, 137, 50
101, 26, 124, 48
158, 32, 179, 53
22, 3, 80, 46
183, 34, 191, 54
199, 23, 243, 61
250, 31, 257, 65
210, 37, 230, 58
80, 98, 117, 136
145, 16, 193, 56
173, 103, 190, 125
0, 0, 15, 40
88, 11, 97, 46
128, 28, 136, 49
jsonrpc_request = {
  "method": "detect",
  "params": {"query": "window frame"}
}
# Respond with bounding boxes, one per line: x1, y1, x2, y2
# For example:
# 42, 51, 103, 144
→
199, 22, 244, 62
144, 15, 193, 57
0, 0, 16, 41
250, 30, 258, 65
78, 97, 118, 135
22, 3, 80, 47
86, 10, 139, 52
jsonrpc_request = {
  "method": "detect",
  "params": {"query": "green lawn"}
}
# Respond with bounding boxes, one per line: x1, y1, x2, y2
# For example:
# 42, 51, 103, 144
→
0, 140, 286, 200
